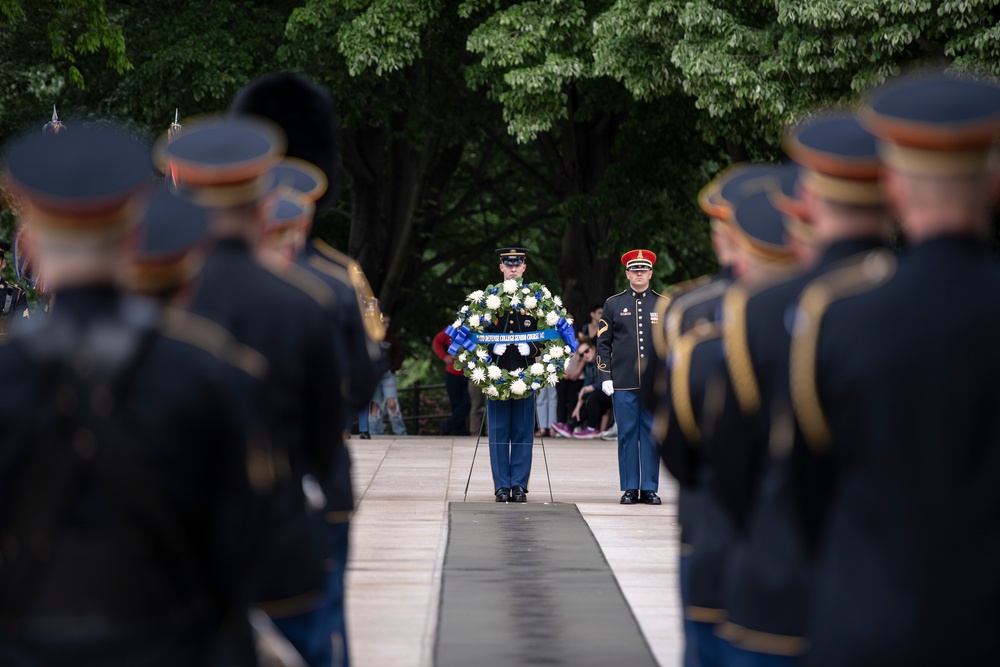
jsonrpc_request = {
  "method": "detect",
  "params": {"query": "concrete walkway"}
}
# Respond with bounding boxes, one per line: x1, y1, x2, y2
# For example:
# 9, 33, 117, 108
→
345, 435, 684, 667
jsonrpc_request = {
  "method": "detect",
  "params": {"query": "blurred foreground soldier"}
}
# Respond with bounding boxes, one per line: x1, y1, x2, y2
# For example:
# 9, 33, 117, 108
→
661, 172, 798, 667
231, 71, 387, 667
0, 123, 263, 665
708, 115, 890, 665
0, 239, 28, 333
596, 249, 664, 505
159, 116, 344, 666
649, 169, 743, 667
791, 71, 1000, 666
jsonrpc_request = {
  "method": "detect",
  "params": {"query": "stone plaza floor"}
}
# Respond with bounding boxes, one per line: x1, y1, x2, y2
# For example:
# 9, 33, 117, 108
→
345, 435, 684, 667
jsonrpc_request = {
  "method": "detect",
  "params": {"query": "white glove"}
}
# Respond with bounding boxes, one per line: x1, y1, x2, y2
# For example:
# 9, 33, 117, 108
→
602, 380, 615, 396
517, 343, 531, 356
493, 343, 507, 356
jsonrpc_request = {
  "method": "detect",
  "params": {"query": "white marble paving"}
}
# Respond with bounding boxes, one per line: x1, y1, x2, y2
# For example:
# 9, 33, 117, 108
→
345, 435, 683, 667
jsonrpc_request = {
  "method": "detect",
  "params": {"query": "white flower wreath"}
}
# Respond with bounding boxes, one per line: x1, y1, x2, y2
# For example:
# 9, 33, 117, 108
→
446, 280, 577, 401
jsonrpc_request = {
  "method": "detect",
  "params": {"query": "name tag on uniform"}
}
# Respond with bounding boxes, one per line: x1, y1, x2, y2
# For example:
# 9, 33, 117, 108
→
621, 308, 631, 316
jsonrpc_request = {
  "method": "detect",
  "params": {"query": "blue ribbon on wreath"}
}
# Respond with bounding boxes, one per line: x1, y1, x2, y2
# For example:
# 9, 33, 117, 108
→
556, 317, 579, 352
445, 324, 477, 356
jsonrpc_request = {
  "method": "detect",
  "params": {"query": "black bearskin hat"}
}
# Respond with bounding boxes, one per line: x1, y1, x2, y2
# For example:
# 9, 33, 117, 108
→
230, 72, 340, 211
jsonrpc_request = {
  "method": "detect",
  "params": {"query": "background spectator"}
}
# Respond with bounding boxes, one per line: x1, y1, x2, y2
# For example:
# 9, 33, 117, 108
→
365, 316, 407, 436
535, 385, 556, 437
584, 303, 603, 346
433, 328, 471, 435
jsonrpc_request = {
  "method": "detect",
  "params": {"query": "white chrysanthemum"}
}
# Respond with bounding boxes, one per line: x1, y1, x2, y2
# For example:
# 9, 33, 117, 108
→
486, 294, 502, 310
466, 361, 476, 370
468, 290, 484, 301
530, 362, 544, 375
458, 352, 468, 362
453, 318, 462, 329
471, 367, 486, 384
553, 296, 562, 307
487, 365, 503, 380
550, 346, 564, 359
531, 382, 541, 390
522, 287, 530, 294
476, 348, 489, 359
542, 354, 550, 362
468, 314, 481, 328
564, 345, 572, 355
545, 311, 560, 326
510, 294, 521, 307
510, 379, 527, 396
503, 279, 518, 294
523, 295, 537, 309
511, 368, 524, 377
460, 305, 469, 313
542, 287, 551, 298
547, 373, 558, 386
486, 385, 499, 398
546, 363, 556, 373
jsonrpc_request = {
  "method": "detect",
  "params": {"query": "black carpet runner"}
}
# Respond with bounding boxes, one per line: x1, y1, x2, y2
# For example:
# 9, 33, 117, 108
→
435, 503, 658, 666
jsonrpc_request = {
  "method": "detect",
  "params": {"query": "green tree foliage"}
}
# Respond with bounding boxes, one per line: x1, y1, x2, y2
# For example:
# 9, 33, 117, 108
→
4, 0, 1000, 384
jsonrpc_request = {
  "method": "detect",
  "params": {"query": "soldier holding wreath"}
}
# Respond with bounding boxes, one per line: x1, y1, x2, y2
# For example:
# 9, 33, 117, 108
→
445, 247, 578, 502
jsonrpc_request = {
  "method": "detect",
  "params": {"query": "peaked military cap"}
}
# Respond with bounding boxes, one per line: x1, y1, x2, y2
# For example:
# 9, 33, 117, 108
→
273, 158, 328, 204
496, 247, 528, 265
230, 72, 340, 211
129, 189, 210, 293
621, 249, 656, 270
764, 163, 814, 244
860, 69, 1000, 174
3, 122, 151, 231
784, 112, 883, 205
717, 163, 788, 218
698, 178, 728, 221
155, 116, 284, 208
263, 191, 313, 248
731, 189, 795, 263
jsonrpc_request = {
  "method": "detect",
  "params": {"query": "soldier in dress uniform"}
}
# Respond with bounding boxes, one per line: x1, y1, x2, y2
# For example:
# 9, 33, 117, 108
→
596, 249, 665, 505
486, 247, 538, 503
660, 175, 798, 667
0, 121, 276, 666
788, 71, 1000, 666
704, 114, 891, 666
230, 72, 387, 667
157, 116, 346, 667
0, 240, 28, 333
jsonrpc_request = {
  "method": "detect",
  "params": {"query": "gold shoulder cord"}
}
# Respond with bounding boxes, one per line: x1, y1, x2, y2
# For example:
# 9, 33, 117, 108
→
162, 308, 269, 379
722, 285, 760, 415
261, 259, 336, 310
311, 240, 385, 342
665, 278, 724, 351
671, 322, 721, 445
652, 286, 681, 360
789, 251, 896, 453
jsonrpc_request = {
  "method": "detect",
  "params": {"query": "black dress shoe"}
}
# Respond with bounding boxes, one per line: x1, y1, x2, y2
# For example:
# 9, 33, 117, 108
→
511, 486, 527, 502
359, 431, 371, 440
640, 490, 662, 505
620, 489, 639, 505
495, 488, 511, 502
